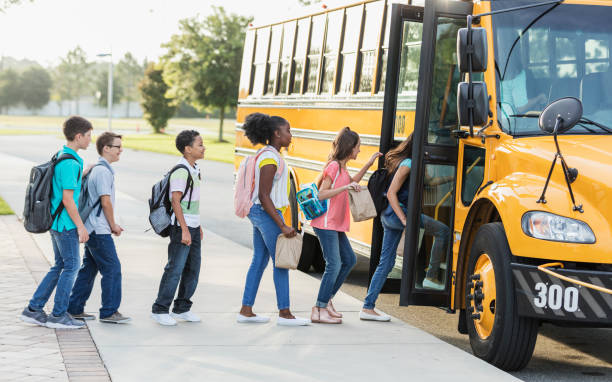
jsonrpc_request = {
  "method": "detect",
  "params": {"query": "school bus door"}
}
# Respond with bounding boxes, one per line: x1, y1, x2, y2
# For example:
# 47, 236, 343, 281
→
380, 0, 473, 308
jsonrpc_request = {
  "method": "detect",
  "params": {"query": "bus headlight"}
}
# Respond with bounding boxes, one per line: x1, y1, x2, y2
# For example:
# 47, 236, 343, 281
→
521, 211, 595, 244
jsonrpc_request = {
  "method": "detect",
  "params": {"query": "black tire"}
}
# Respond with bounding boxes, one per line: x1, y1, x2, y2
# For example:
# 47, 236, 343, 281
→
465, 222, 539, 371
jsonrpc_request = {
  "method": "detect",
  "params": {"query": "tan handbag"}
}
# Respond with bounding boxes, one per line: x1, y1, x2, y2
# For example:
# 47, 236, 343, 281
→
349, 186, 377, 222
275, 234, 303, 269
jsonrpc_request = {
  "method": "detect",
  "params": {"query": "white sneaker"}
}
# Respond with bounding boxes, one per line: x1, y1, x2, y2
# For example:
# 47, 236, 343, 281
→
151, 313, 177, 326
422, 277, 445, 290
237, 314, 270, 323
170, 311, 201, 322
277, 316, 310, 326
359, 310, 391, 322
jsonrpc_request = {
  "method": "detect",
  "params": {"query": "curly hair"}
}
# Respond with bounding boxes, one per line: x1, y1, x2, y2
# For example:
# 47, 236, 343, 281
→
175, 130, 200, 154
242, 112, 288, 145
329, 127, 360, 162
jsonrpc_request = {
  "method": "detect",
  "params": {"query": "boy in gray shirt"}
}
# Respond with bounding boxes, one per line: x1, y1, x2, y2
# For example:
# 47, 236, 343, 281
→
68, 132, 130, 323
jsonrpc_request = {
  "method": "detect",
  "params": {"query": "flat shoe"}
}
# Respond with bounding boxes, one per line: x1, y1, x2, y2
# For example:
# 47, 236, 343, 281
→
237, 314, 270, 323
277, 316, 310, 326
359, 311, 391, 322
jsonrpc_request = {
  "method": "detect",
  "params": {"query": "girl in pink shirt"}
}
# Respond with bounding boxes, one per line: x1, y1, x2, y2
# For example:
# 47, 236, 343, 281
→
310, 127, 381, 324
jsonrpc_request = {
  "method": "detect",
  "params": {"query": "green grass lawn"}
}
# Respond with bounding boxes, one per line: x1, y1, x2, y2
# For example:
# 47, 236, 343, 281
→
0, 196, 14, 215
122, 133, 235, 163
0, 115, 237, 163
0, 115, 236, 135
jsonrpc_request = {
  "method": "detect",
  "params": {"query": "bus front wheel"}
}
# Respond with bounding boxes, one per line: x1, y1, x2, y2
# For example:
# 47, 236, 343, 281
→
465, 222, 538, 371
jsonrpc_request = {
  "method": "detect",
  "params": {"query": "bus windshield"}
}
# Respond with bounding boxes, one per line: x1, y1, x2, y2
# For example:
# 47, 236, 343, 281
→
492, 2, 612, 136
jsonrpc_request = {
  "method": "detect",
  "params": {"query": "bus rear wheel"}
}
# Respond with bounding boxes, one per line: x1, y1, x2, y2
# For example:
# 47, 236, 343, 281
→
465, 222, 538, 371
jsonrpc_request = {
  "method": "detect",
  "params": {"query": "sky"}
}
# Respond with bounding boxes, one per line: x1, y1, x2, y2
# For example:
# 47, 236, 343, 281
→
0, 0, 306, 67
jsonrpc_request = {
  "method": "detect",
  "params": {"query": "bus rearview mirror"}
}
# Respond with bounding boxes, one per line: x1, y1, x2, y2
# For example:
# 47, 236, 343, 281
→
538, 97, 583, 134
457, 82, 489, 127
457, 27, 488, 73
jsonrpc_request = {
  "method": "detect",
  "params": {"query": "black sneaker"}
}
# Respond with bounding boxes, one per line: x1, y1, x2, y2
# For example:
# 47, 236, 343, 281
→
19, 307, 47, 326
46, 312, 86, 329
71, 312, 96, 321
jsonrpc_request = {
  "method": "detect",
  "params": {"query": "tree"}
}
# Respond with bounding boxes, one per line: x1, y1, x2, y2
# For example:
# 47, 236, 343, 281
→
95, 69, 124, 108
116, 52, 145, 117
297, 0, 321, 5
55, 46, 92, 114
0, 69, 21, 113
162, 7, 251, 142
1, 0, 32, 11
139, 63, 175, 133
20, 66, 52, 111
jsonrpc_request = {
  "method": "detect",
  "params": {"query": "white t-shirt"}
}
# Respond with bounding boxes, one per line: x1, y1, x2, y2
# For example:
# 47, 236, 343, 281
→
251, 147, 289, 210
169, 157, 201, 228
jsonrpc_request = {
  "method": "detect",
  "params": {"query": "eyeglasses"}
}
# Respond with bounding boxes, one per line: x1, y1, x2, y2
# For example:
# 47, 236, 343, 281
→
108, 145, 122, 149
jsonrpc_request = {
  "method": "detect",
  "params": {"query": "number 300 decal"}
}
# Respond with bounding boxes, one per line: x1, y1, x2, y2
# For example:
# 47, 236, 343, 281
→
533, 282, 579, 312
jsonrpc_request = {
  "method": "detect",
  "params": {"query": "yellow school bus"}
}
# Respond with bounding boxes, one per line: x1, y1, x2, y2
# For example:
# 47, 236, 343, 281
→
235, 0, 612, 370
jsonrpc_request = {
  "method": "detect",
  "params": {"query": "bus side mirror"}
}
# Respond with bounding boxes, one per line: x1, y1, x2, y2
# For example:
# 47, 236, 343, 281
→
458, 82, 489, 126
539, 97, 583, 134
457, 27, 488, 73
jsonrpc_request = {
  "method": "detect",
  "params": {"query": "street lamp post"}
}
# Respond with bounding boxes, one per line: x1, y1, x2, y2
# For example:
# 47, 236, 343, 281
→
97, 53, 113, 131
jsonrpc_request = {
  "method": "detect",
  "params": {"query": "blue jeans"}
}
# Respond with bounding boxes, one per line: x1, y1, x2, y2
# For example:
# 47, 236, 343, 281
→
29, 229, 80, 317
363, 206, 450, 309
68, 233, 122, 319
313, 228, 356, 308
241, 204, 290, 310
152, 225, 202, 314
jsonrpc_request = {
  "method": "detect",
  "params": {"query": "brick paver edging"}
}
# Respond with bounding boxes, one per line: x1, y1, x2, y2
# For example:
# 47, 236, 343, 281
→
2, 215, 111, 381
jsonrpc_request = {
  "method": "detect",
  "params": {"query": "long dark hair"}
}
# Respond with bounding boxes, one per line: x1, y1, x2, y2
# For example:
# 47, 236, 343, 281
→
385, 133, 413, 174
329, 127, 360, 162
243, 112, 288, 145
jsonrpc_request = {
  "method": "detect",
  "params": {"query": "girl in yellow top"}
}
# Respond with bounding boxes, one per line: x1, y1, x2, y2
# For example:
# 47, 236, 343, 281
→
237, 113, 309, 326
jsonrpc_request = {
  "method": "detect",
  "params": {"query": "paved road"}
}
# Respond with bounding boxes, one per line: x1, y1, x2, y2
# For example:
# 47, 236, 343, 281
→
0, 135, 610, 381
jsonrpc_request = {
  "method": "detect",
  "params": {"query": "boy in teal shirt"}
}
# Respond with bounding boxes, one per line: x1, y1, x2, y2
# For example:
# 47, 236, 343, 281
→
20, 116, 93, 329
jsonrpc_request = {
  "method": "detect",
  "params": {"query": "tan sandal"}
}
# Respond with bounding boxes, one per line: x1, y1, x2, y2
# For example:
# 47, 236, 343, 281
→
311, 306, 341, 324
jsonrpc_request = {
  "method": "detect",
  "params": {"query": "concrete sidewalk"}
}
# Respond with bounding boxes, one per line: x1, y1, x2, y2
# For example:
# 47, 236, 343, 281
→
45, 227, 518, 381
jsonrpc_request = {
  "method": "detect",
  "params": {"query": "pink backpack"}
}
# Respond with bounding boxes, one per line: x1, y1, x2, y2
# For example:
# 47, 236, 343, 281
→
234, 147, 285, 218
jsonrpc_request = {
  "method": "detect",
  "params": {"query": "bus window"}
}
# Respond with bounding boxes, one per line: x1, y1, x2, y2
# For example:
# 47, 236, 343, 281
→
306, 15, 325, 94
338, 6, 363, 94
292, 18, 310, 94
556, 36, 578, 78
252, 28, 270, 97
267, 25, 283, 95
528, 29, 549, 79
240, 29, 255, 98
358, 1, 384, 93
426, 17, 463, 146
585, 38, 609, 75
321, 10, 343, 94
415, 163, 455, 291
279, 22, 296, 95
461, 146, 485, 206
377, 4, 392, 94
395, 20, 422, 140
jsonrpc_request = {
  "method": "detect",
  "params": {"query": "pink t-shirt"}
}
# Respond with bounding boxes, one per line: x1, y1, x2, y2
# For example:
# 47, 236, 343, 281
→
311, 161, 351, 232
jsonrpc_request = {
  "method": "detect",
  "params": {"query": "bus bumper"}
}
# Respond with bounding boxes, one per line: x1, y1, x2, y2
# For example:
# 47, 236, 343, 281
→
511, 263, 612, 325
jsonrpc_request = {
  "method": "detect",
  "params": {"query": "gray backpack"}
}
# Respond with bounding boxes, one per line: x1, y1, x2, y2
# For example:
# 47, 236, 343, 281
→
78, 163, 107, 223
148, 164, 194, 237
23, 153, 80, 233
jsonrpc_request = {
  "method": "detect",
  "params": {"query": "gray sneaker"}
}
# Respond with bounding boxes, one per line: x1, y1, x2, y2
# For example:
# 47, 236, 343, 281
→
100, 311, 131, 324
46, 312, 86, 329
71, 312, 96, 321
19, 307, 47, 326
